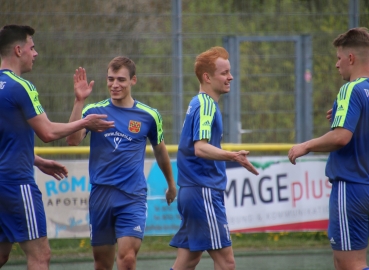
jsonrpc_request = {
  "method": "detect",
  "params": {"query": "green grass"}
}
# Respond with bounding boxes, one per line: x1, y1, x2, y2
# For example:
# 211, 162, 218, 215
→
7, 232, 331, 264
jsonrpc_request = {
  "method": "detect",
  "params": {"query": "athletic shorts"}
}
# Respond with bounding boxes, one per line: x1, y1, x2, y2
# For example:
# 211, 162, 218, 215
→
328, 180, 369, 250
169, 186, 232, 251
0, 182, 47, 243
89, 185, 147, 246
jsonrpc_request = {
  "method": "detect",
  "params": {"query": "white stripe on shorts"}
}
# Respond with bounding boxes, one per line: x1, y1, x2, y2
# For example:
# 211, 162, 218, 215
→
202, 187, 222, 250
338, 181, 351, 250
20, 184, 39, 240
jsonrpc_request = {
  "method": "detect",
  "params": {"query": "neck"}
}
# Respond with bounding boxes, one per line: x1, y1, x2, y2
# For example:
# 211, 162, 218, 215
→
0, 58, 22, 76
199, 85, 220, 102
111, 96, 135, 108
349, 64, 369, 81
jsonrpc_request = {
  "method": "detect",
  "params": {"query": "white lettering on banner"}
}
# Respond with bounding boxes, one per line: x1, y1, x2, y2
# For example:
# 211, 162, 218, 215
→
224, 157, 330, 232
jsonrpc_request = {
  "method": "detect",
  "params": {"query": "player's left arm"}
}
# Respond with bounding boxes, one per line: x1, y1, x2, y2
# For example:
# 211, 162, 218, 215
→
34, 155, 68, 181
152, 141, 177, 205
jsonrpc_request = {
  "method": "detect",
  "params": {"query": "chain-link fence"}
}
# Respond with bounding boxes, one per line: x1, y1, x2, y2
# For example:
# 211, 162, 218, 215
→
2, 0, 369, 150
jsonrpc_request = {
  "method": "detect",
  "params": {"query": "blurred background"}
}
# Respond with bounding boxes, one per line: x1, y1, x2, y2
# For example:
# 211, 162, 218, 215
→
2, 0, 369, 151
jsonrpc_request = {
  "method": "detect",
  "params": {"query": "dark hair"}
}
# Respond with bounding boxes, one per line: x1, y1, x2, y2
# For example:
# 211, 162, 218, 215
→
0, 25, 35, 57
333, 27, 369, 49
107, 56, 136, 79
195, 46, 229, 83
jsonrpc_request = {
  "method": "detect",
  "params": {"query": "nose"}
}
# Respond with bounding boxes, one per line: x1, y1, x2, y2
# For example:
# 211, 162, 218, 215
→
228, 73, 233, 81
112, 79, 119, 87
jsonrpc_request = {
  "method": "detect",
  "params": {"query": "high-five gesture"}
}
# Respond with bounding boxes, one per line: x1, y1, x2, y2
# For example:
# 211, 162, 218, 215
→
74, 67, 94, 101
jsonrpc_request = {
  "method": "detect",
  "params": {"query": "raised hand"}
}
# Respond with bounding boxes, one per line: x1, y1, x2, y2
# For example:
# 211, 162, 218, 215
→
74, 67, 94, 101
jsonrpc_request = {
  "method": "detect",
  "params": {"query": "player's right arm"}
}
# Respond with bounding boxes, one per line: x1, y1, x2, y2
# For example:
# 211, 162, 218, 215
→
66, 67, 96, 146
29, 113, 113, 143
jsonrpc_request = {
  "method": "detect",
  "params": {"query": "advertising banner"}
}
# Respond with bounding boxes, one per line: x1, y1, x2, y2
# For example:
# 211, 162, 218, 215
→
35, 156, 329, 238
224, 156, 330, 232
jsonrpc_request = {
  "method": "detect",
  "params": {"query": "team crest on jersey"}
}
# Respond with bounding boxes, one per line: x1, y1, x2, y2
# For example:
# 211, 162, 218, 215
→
128, 120, 141, 133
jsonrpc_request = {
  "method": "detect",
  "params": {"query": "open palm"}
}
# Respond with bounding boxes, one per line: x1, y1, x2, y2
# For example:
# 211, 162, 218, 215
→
74, 67, 94, 101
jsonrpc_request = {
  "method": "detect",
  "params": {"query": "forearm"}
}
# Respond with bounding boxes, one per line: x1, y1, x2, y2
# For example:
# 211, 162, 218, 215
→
154, 145, 176, 188
34, 154, 44, 167
194, 142, 235, 161
304, 130, 350, 153
66, 99, 86, 145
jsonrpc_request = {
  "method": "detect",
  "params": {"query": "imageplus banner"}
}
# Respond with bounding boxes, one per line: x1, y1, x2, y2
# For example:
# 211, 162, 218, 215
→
224, 156, 330, 232
35, 156, 329, 238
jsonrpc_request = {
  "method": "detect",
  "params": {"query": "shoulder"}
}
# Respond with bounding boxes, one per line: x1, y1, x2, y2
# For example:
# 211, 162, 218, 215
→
82, 99, 111, 114
2, 70, 36, 92
135, 101, 162, 121
338, 78, 369, 100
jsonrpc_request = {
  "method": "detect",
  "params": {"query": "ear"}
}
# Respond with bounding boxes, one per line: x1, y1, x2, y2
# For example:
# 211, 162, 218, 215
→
203, 73, 211, 83
14, 45, 22, 57
349, 53, 355, 65
131, 75, 137, 86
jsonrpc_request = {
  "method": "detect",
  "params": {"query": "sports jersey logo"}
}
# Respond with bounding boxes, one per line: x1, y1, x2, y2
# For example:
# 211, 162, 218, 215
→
113, 137, 122, 152
365, 89, 369, 97
0, 81, 6, 89
186, 105, 192, 114
202, 120, 211, 126
337, 104, 344, 111
128, 120, 141, 133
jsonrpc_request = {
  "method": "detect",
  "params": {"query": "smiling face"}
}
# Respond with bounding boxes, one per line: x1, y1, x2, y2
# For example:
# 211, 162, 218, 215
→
207, 57, 233, 95
107, 66, 137, 101
19, 35, 38, 74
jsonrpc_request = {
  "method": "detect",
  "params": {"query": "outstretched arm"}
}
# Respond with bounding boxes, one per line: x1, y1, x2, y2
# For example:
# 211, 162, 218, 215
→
288, 127, 353, 164
194, 139, 259, 175
34, 155, 68, 181
67, 67, 94, 145
29, 67, 114, 143
28, 112, 113, 143
152, 141, 177, 205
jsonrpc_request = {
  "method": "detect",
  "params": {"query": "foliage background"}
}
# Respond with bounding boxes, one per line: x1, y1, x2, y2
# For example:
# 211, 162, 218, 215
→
2, 0, 369, 150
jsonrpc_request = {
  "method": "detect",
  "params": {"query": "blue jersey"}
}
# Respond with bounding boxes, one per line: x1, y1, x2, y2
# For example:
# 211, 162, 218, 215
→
326, 78, 369, 184
177, 93, 227, 190
0, 69, 44, 184
82, 99, 164, 195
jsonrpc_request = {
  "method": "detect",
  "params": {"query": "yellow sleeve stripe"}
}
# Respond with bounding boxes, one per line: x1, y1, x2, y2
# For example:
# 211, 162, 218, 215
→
4, 71, 44, 115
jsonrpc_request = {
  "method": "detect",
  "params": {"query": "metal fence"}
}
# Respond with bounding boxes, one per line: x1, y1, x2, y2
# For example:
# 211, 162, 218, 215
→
2, 0, 369, 149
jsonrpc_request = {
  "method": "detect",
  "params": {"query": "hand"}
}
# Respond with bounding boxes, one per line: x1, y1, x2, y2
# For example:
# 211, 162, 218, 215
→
74, 67, 94, 101
233, 150, 259, 175
165, 186, 177, 206
36, 159, 68, 181
288, 143, 309, 165
84, 114, 115, 132
326, 108, 332, 122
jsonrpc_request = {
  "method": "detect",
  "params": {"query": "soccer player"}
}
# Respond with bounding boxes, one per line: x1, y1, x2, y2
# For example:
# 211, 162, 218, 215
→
0, 25, 114, 270
169, 46, 259, 270
66, 56, 177, 270
288, 27, 369, 270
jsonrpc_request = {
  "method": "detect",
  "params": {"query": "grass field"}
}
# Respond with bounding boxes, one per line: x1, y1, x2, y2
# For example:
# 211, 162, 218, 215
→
6, 232, 331, 265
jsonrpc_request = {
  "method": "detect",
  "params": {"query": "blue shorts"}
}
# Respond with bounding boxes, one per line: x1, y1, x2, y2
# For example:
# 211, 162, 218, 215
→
328, 180, 369, 250
0, 182, 47, 243
89, 185, 147, 246
170, 186, 232, 252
